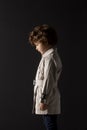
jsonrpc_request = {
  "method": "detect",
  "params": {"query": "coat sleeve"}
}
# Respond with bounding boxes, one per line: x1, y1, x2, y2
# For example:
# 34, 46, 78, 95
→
40, 57, 56, 104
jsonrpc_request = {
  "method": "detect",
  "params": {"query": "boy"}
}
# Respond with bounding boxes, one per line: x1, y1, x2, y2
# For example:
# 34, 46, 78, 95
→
29, 24, 62, 130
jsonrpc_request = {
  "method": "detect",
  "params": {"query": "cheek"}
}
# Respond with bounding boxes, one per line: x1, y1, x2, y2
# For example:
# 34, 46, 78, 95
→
40, 47, 44, 52
38, 46, 42, 50
38, 46, 40, 50
36, 46, 40, 51
36, 45, 39, 49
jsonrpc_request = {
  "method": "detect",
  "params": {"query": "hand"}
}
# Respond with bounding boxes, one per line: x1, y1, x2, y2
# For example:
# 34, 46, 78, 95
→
40, 103, 48, 111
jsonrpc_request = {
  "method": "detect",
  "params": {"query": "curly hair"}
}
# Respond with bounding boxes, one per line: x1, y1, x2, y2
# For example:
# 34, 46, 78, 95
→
29, 24, 58, 46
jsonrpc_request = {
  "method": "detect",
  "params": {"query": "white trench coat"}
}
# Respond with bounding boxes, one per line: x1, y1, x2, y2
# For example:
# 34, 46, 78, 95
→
32, 47, 62, 115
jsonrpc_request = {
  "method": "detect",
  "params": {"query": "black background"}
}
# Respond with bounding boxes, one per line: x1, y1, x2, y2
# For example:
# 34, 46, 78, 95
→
0, 0, 87, 130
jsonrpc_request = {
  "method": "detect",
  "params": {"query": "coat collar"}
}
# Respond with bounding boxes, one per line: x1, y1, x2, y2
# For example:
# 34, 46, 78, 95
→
42, 47, 57, 57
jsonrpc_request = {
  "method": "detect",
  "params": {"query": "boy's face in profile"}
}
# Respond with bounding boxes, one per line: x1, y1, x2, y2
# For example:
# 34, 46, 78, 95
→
34, 41, 49, 55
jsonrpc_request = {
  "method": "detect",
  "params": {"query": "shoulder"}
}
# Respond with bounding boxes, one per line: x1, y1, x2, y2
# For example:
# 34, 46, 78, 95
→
44, 52, 54, 62
43, 55, 55, 70
42, 47, 59, 66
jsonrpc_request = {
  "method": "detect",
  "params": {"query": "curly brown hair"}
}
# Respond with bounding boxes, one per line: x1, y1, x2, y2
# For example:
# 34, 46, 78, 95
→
29, 24, 58, 46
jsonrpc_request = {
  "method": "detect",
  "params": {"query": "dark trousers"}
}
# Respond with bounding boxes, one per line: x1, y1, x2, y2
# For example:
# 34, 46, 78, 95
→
42, 115, 58, 130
